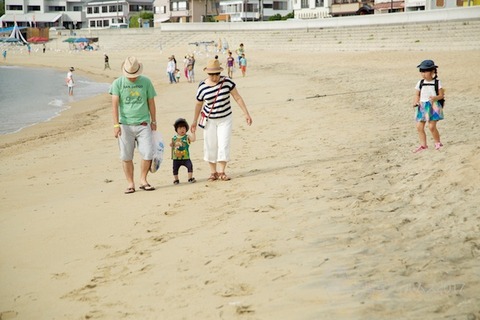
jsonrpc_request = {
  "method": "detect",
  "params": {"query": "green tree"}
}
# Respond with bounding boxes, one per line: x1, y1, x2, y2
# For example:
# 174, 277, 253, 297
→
129, 12, 154, 28
0, 0, 5, 18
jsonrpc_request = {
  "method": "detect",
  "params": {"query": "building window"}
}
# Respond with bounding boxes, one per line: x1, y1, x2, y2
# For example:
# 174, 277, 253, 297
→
436, 0, 445, 6
96, 20, 103, 27
104, 20, 110, 26
301, 0, 308, 8
87, 7, 93, 14
7, 5, 23, 10
102, 6, 108, 13
90, 20, 96, 27
73, 6, 82, 11
94, 7, 100, 13
48, 6, 66, 11
273, 1, 287, 9
155, 6, 167, 13
456, 0, 463, 5
171, 1, 188, 11
316, 0, 324, 7
130, 5, 144, 11
27, 5, 41, 11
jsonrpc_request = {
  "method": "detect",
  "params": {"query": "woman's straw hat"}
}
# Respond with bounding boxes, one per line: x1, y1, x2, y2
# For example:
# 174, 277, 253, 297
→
122, 56, 143, 78
203, 59, 223, 73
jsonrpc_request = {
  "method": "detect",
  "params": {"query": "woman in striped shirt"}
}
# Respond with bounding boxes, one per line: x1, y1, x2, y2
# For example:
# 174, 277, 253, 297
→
191, 60, 253, 181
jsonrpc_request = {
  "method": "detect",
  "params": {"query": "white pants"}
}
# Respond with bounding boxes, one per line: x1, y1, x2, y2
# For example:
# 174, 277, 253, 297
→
203, 115, 232, 163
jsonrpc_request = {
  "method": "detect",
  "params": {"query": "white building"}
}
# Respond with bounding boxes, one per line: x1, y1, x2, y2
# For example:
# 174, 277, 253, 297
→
0, 0, 86, 28
292, 0, 331, 19
218, 0, 291, 21
0, 0, 154, 29
85, 0, 154, 28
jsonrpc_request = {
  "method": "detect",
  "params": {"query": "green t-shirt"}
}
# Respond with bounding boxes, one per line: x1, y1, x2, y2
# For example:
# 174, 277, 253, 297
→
109, 75, 157, 125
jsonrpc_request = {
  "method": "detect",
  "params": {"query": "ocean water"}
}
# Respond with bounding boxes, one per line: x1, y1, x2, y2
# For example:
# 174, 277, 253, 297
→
0, 66, 111, 135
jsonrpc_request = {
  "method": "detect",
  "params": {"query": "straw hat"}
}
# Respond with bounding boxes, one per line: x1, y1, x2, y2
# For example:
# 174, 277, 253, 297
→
122, 56, 143, 78
203, 59, 223, 73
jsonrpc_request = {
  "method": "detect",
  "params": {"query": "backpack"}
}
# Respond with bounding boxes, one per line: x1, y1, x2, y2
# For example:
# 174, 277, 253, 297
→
419, 79, 445, 107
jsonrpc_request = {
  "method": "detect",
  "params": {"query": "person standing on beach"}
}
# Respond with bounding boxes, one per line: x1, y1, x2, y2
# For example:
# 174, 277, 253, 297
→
412, 59, 445, 153
239, 54, 247, 77
42, 44, 46, 53
191, 60, 252, 181
104, 53, 111, 70
226, 51, 235, 78
2, 50, 6, 61
166, 56, 176, 84
170, 118, 196, 185
66, 67, 75, 96
187, 54, 195, 83
235, 43, 245, 64
110, 56, 157, 194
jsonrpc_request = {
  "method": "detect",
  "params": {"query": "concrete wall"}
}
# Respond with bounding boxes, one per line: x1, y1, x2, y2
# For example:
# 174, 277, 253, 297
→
157, 6, 480, 31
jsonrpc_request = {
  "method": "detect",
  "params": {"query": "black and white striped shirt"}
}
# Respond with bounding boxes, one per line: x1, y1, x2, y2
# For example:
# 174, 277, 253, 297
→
196, 77, 236, 119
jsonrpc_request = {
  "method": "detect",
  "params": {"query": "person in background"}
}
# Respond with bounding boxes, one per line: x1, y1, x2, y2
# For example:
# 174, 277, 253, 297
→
66, 67, 75, 96
187, 54, 195, 83
166, 56, 176, 84
175, 68, 181, 83
110, 56, 157, 194
104, 53, 111, 70
226, 51, 235, 78
239, 53, 247, 77
235, 43, 245, 64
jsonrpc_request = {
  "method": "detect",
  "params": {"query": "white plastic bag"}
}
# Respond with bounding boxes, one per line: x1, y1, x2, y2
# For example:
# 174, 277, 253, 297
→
150, 131, 164, 173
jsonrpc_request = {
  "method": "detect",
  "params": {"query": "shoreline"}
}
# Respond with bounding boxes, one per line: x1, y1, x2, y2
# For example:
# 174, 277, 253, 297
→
1, 47, 479, 319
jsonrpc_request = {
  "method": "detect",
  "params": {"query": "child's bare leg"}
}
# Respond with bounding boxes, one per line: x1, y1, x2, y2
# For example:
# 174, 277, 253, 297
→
416, 121, 427, 146
428, 121, 441, 143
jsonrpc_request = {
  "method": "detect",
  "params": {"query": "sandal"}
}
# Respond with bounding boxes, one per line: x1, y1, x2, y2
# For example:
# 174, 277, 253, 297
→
208, 172, 218, 181
435, 142, 443, 150
188, 178, 196, 183
173, 180, 180, 185
218, 172, 231, 181
413, 145, 428, 153
124, 187, 135, 194
139, 184, 155, 191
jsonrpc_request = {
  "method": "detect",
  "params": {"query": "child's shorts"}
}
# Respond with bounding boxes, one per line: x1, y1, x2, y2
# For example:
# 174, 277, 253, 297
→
415, 101, 444, 122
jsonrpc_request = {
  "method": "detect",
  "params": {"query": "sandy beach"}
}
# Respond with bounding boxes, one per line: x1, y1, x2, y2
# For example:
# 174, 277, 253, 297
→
1, 41, 480, 320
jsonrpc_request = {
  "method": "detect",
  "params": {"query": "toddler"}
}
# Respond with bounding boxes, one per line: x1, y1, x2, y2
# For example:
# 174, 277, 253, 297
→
170, 118, 196, 184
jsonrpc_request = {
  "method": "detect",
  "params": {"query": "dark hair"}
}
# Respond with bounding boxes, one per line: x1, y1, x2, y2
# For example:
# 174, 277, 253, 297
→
174, 118, 189, 132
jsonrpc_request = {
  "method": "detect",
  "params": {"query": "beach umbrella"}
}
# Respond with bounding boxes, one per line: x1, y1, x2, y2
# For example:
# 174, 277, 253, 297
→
62, 38, 76, 43
74, 37, 89, 43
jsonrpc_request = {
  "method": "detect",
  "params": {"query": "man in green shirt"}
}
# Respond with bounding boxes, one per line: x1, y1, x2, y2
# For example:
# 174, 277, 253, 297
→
110, 56, 157, 194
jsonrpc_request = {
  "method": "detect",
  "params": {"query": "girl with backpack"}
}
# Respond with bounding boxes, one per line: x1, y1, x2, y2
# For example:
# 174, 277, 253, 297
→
412, 59, 445, 153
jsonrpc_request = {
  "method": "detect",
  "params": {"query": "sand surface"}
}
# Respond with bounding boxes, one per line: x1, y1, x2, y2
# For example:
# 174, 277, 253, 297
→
1, 45, 480, 320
